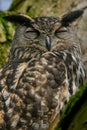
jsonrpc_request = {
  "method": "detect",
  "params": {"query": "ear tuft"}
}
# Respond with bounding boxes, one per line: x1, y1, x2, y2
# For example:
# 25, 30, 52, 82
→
61, 10, 84, 26
3, 14, 34, 24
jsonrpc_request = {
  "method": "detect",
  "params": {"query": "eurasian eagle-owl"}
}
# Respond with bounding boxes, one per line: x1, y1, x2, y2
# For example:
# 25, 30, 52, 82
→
0, 10, 86, 130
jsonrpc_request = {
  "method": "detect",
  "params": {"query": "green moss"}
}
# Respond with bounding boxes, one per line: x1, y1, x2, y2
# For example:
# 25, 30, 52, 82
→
27, 0, 62, 17
68, 100, 87, 130
0, 43, 10, 68
9, 0, 23, 11
55, 83, 87, 130
2, 18, 15, 41
0, 16, 7, 42
0, 12, 15, 68
27, 6, 36, 17
9, 0, 32, 14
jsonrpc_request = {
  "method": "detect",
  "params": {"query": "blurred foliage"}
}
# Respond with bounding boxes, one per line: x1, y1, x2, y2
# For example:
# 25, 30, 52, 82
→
9, 0, 77, 17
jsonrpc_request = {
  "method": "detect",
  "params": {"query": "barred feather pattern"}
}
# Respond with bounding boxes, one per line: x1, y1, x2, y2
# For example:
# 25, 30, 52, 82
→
0, 45, 85, 130
0, 14, 86, 130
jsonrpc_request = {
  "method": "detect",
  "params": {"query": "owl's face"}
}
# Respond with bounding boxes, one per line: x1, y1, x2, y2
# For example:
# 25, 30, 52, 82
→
11, 16, 77, 52
3, 10, 83, 55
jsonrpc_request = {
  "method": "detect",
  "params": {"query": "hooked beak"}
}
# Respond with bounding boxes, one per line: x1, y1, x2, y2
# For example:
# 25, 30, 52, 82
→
45, 36, 51, 51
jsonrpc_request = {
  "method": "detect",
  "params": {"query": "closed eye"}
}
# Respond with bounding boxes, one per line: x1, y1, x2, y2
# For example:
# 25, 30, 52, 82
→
24, 28, 40, 39
55, 27, 67, 33
55, 27, 68, 38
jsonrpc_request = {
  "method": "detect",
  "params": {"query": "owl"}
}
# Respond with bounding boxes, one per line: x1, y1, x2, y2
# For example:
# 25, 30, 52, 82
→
0, 10, 86, 130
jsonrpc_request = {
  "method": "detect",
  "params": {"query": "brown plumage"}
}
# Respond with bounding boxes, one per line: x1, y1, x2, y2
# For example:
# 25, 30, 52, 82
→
0, 10, 86, 130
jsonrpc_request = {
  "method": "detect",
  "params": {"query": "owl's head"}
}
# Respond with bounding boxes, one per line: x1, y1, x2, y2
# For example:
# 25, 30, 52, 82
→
4, 10, 83, 53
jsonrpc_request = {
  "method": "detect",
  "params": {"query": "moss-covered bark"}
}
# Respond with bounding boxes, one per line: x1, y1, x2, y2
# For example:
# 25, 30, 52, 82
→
55, 83, 87, 130
0, 11, 15, 68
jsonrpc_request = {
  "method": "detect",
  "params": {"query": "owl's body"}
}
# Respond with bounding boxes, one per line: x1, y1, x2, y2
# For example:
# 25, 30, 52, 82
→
0, 11, 86, 130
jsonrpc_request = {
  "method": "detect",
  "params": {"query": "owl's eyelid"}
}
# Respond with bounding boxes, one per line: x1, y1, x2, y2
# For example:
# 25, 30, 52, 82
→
25, 28, 38, 33
55, 26, 68, 33
24, 28, 40, 39
25, 30, 40, 37
25, 26, 40, 33
25, 30, 37, 33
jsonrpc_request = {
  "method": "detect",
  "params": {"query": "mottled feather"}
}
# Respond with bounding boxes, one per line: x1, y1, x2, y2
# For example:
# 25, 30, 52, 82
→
0, 10, 86, 130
